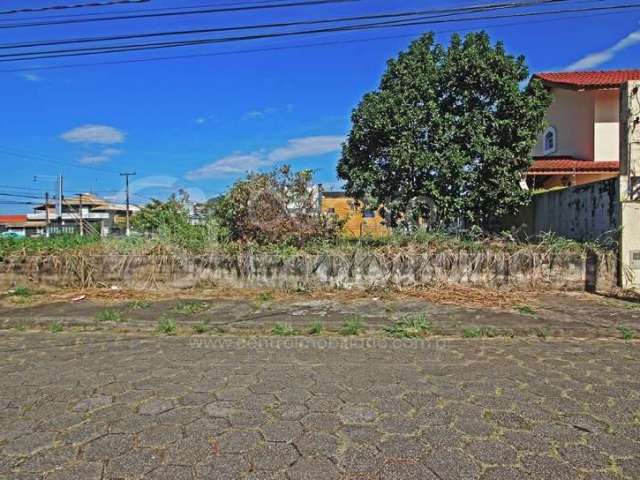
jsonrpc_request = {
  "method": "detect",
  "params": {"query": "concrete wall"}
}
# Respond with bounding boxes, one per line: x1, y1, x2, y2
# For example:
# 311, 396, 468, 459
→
534, 88, 594, 159
0, 251, 618, 293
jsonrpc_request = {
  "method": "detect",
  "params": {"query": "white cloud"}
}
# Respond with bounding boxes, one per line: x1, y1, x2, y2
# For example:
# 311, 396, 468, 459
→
196, 117, 207, 124
186, 153, 265, 179
79, 154, 110, 165
185, 135, 344, 180
267, 136, 344, 163
242, 106, 292, 120
566, 29, 640, 71
61, 124, 125, 144
20, 72, 41, 82
101, 147, 122, 156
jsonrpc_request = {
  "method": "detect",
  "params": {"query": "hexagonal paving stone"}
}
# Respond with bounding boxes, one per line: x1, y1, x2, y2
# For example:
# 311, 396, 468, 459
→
249, 442, 299, 471
214, 430, 262, 453
377, 415, 420, 435
106, 448, 161, 479
144, 465, 193, 480
83, 434, 134, 461
274, 404, 308, 421
378, 435, 428, 461
138, 425, 183, 448
287, 457, 340, 480
339, 446, 383, 477
2, 431, 57, 456
558, 444, 610, 470
423, 448, 481, 480
480, 466, 530, 480
261, 421, 303, 443
72, 395, 112, 413
195, 454, 251, 480
301, 413, 341, 433
338, 405, 378, 424
465, 439, 518, 465
305, 396, 343, 413
18, 445, 76, 473
165, 436, 214, 466
520, 453, 581, 480
46, 461, 103, 480
138, 399, 174, 416
294, 432, 340, 458
381, 461, 440, 480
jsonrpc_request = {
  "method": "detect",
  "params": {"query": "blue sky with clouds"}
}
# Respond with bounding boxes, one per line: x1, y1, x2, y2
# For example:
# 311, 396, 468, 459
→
1, 0, 640, 212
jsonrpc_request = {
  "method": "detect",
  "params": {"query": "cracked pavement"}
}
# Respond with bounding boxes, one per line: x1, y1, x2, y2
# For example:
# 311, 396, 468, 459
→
0, 332, 639, 479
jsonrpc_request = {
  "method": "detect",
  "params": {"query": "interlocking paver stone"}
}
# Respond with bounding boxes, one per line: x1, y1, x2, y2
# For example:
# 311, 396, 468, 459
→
0, 332, 638, 479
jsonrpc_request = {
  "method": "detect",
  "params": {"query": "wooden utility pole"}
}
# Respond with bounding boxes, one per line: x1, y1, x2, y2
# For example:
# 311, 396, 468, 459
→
44, 192, 50, 238
120, 172, 136, 236
78, 193, 84, 236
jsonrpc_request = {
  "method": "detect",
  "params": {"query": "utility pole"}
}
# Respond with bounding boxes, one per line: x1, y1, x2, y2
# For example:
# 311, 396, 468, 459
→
44, 192, 50, 238
58, 175, 64, 223
78, 193, 84, 236
120, 172, 136, 236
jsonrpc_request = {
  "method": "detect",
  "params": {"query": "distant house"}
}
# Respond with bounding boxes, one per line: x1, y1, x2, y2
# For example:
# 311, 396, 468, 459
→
0, 193, 140, 237
526, 70, 639, 189
320, 192, 388, 238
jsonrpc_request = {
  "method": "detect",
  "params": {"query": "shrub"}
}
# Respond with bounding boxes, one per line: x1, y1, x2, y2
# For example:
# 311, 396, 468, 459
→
384, 314, 431, 338
96, 309, 124, 323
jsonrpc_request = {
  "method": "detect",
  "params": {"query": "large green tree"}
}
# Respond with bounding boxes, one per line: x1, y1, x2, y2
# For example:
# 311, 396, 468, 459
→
338, 32, 551, 230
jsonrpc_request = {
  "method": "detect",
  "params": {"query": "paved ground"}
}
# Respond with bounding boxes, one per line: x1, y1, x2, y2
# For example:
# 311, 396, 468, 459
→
0, 331, 639, 479
1, 291, 640, 338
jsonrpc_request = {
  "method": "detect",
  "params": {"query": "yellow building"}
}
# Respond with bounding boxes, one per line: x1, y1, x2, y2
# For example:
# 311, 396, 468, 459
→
320, 192, 388, 238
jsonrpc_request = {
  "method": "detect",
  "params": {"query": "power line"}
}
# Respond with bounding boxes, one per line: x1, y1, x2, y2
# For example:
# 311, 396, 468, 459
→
0, 147, 124, 175
0, 0, 579, 51
0, 0, 150, 16
0, 0, 361, 29
0, 6, 629, 73
0, 192, 43, 200
1, 1, 637, 63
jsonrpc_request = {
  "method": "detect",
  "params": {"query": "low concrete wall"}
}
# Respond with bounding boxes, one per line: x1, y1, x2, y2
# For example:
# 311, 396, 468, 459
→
0, 251, 617, 292
505, 179, 619, 241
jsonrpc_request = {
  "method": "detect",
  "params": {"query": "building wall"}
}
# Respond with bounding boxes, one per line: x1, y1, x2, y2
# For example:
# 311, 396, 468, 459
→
593, 89, 619, 161
534, 87, 594, 159
538, 172, 618, 189
320, 195, 388, 238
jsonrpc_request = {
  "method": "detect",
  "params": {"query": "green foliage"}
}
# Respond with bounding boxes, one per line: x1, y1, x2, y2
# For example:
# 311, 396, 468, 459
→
0, 234, 100, 258
384, 314, 432, 338
272, 323, 296, 336
514, 304, 536, 315
338, 32, 552, 230
96, 309, 124, 323
158, 317, 177, 334
128, 300, 151, 310
173, 301, 209, 316
49, 322, 63, 333
308, 320, 324, 335
618, 326, 635, 341
257, 291, 275, 302
340, 317, 366, 336
463, 326, 499, 338
214, 165, 340, 246
192, 323, 209, 334
14, 324, 26, 332
11, 286, 33, 297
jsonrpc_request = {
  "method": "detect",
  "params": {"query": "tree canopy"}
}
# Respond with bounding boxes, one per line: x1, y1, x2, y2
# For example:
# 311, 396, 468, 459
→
337, 31, 551, 230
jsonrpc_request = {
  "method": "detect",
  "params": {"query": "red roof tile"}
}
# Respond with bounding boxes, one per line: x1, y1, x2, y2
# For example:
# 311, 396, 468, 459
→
528, 157, 619, 174
533, 70, 640, 89
0, 215, 27, 224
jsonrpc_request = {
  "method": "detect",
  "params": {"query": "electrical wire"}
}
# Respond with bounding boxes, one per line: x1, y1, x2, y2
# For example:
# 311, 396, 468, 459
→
1, 1, 638, 63
0, 0, 150, 16
0, 0, 361, 29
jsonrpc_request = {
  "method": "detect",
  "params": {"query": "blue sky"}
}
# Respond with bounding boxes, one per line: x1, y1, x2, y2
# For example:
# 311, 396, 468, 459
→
1, 0, 640, 212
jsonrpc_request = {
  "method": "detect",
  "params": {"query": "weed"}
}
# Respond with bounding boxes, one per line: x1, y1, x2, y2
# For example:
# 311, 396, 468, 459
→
11, 286, 33, 297
463, 327, 498, 338
128, 300, 151, 310
618, 326, 635, 341
535, 327, 551, 339
14, 324, 26, 332
308, 320, 324, 335
158, 317, 177, 335
96, 309, 124, 323
49, 322, 63, 333
340, 317, 366, 336
272, 323, 296, 336
193, 323, 209, 334
257, 291, 274, 302
515, 304, 536, 315
173, 300, 209, 316
384, 314, 432, 338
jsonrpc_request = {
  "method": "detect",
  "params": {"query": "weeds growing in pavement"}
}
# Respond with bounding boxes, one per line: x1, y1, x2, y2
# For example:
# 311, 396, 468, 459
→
192, 323, 209, 334
128, 300, 151, 310
272, 323, 296, 336
308, 321, 324, 335
340, 317, 366, 336
515, 304, 536, 315
257, 291, 275, 302
463, 326, 498, 338
384, 314, 432, 338
49, 322, 63, 333
173, 301, 209, 316
11, 286, 33, 297
96, 309, 124, 323
618, 326, 635, 341
158, 317, 177, 335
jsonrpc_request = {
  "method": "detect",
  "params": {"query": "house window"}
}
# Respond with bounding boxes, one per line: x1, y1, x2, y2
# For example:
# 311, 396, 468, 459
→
543, 126, 557, 155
